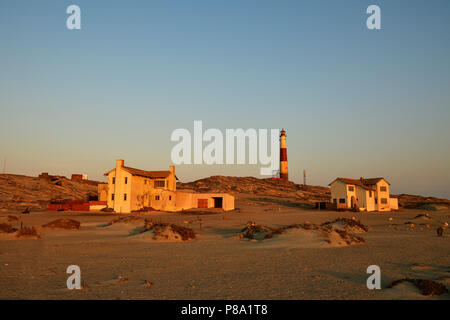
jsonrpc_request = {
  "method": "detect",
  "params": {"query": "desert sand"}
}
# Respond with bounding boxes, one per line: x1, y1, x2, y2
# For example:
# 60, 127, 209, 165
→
1, 195, 449, 300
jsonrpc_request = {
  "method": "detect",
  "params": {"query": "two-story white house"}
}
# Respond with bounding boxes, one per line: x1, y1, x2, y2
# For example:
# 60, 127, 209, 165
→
102, 160, 235, 213
328, 177, 398, 212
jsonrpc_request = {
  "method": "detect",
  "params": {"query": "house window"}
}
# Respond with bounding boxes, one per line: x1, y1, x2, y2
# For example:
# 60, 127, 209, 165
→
112, 177, 115, 184
375, 198, 378, 204
154, 180, 165, 188
339, 198, 346, 204
333, 199, 337, 204
125, 177, 128, 184
112, 194, 115, 200
169, 196, 172, 200
380, 186, 387, 192
124, 194, 127, 201
155, 195, 160, 200
369, 191, 372, 197
348, 186, 354, 192
381, 198, 388, 204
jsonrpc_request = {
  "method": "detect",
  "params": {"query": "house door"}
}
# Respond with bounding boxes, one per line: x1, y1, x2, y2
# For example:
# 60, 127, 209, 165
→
351, 196, 358, 210
213, 197, 223, 208
197, 199, 208, 208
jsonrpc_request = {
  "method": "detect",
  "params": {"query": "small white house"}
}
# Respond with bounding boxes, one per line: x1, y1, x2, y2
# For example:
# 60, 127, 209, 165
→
329, 177, 398, 212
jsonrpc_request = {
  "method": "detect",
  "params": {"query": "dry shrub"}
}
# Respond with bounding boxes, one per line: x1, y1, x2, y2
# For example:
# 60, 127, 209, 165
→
169, 224, 196, 241
42, 219, 81, 230
333, 229, 366, 245
240, 222, 313, 240
321, 218, 369, 232
108, 216, 143, 225
0, 223, 16, 233
144, 219, 196, 241
318, 223, 365, 245
240, 221, 276, 240
299, 222, 319, 231
264, 224, 313, 239
263, 227, 285, 239
16, 226, 40, 239
240, 221, 366, 245
414, 213, 431, 219
320, 224, 333, 233
388, 278, 448, 296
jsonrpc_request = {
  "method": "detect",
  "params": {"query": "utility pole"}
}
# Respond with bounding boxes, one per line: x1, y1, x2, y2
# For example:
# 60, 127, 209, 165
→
303, 169, 306, 186
2, 157, 5, 174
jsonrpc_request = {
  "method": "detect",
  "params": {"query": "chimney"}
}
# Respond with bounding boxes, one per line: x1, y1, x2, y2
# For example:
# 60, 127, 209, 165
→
280, 129, 288, 181
116, 159, 124, 168
169, 165, 175, 175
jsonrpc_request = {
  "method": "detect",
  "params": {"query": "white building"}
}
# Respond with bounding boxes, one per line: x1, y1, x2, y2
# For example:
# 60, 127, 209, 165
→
101, 160, 234, 213
329, 177, 398, 212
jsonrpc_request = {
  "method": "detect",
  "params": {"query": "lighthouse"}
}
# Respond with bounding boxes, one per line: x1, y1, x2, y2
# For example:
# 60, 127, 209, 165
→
280, 129, 288, 181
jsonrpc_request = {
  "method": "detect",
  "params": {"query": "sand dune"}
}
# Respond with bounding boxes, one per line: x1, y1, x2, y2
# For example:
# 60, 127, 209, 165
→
238, 220, 366, 248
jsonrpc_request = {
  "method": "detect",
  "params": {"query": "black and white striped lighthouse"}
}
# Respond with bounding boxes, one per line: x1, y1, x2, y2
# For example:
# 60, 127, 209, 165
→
280, 129, 288, 181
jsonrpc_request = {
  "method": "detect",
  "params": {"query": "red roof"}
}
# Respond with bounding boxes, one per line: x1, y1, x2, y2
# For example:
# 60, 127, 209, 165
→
104, 166, 177, 180
122, 166, 171, 179
360, 178, 387, 185
328, 177, 389, 190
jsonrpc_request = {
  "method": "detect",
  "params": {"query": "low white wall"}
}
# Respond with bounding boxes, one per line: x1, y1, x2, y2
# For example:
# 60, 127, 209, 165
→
174, 192, 235, 211
90, 205, 107, 211
389, 198, 399, 210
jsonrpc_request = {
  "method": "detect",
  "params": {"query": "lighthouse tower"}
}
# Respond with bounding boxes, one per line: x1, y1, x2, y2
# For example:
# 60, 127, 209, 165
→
280, 129, 288, 181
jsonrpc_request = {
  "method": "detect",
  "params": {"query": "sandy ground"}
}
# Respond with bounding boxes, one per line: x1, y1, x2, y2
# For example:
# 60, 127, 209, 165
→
0, 197, 449, 300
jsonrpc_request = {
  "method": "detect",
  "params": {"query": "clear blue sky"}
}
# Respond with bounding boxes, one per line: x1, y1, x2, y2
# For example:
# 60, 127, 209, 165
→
1, 0, 449, 198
